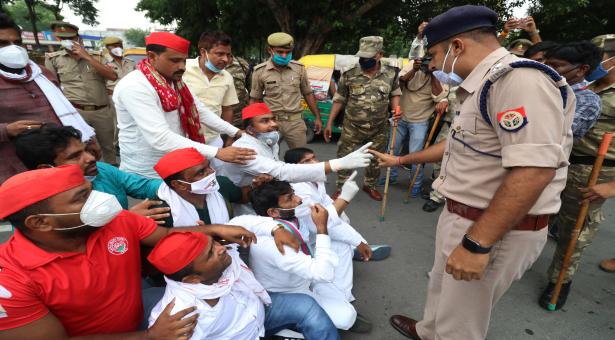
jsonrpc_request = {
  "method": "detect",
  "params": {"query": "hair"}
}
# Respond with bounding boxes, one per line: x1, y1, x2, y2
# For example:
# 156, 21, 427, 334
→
242, 117, 254, 129
166, 261, 196, 282
524, 41, 559, 59
146, 44, 167, 54
163, 171, 183, 188
250, 180, 293, 217
14, 125, 82, 170
545, 41, 603, 73
284, 147, 314, 164
0, 13, 21, 35
4, 200, 49, 232
197, 31, 232, 51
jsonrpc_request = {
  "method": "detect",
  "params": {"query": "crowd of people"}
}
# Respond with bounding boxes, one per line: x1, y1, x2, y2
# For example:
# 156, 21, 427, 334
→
0, 3, 613, 340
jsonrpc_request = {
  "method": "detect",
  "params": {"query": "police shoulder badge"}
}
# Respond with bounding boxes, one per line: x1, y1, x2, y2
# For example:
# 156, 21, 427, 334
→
497, 106, 528, 132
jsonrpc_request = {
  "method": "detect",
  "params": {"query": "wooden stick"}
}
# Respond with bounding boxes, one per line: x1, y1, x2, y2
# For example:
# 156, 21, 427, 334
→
548, 132, 613, 311
403, 110, 444, 203
379, 106, 401, 221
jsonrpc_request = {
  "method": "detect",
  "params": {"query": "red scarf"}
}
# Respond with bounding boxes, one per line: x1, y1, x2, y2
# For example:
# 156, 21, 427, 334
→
137, 59, 205, 143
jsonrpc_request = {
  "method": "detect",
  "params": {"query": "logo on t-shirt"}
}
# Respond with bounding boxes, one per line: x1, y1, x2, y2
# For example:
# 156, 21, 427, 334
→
0, 285, 11, 299
107, 237, 128, 255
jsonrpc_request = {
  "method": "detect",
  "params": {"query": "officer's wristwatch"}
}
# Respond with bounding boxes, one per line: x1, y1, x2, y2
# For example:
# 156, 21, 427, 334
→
462, 234, 492, 254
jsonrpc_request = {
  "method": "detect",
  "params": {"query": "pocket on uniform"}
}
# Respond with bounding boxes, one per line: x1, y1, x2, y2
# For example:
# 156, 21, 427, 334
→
265, 82, 280, 96
378, 84, 391, 97
350, 85, 365, 96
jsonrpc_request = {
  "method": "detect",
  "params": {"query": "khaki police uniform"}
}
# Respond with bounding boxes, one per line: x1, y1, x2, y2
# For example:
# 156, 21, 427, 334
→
226, 56, 251, 128
250, 59, 312, 149
416, 47, 575, 340
45, 49, 117, 165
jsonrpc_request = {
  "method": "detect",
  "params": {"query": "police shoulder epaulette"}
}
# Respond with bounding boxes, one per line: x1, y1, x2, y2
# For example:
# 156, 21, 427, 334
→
289, 60, 304, 67
46, 50, 65, 58
253, 62, 267, 70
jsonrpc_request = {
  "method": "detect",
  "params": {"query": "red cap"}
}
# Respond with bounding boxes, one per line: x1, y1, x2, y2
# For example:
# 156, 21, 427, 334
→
0, 165, 85, 218
145, 32, 190, 54
242, 102, 272, 120
153, 147, 205, 179
147, 232, 209, 275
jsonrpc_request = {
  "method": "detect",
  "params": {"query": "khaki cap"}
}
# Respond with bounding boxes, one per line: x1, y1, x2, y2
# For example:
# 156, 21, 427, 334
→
592, 34, 615, 52
356, 36, 383, 58
50, 21, 79, 38
102, 36, 123, 46
267, 32, 294, 48
507, 38, 533, 56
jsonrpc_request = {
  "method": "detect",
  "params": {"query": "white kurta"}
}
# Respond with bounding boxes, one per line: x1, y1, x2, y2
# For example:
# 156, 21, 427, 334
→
113, 70, 240, 178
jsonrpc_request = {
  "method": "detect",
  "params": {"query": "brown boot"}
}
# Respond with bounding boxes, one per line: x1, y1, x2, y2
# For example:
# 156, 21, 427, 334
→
599, 258, 615, 272
362, 186, 382, 201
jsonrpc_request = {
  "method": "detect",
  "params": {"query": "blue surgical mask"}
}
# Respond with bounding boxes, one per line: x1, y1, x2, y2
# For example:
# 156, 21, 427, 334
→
586, 56, 615, 82
85, 175, 97, 182
432, 44, 463, 86
256, 130, 280, 146
272, 52, 292, 66
205, 51, 222, 73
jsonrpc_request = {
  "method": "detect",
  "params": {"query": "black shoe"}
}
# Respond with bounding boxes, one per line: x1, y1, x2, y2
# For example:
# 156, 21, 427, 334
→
421, 191, 431, 200
422, 199, 444, 212
539, 281, 572, 311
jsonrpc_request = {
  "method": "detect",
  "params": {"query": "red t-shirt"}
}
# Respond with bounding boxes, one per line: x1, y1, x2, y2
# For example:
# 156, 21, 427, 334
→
0, 211, 157, 336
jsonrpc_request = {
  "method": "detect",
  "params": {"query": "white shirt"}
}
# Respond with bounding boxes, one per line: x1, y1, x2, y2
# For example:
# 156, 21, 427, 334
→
113, 70, 240, 178
242, 215, 339, 294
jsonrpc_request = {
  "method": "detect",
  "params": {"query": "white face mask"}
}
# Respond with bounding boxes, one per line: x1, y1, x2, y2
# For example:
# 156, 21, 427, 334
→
110, 47, 123, 57
38, 190, 123, 231
432, 44, 464, 86
256, 130, 280, 146
61, 39, 74, 50
0, 45, 29, 69
179, 172, 219, 195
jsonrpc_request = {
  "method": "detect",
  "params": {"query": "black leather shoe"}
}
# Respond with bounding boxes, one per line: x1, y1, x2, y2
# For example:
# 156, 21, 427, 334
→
539, 281, 572, 311
422, 199, 444, 212
390, 315, 421, 339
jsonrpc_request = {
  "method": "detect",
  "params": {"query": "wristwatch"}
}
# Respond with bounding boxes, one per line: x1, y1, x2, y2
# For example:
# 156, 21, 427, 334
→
462, 234, 492, 254
271, 224, 284, 236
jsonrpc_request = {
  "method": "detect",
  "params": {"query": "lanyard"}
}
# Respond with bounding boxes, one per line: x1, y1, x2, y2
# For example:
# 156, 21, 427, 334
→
274, 218, 313, 257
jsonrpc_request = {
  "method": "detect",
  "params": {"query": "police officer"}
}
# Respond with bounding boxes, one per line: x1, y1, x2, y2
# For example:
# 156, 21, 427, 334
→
325, 36, 401, 201
45, 22, 119, 165
250, 32, 322, 149
370, 6, 575, 339
226, 55, 251, 128
540, 34, 615, 310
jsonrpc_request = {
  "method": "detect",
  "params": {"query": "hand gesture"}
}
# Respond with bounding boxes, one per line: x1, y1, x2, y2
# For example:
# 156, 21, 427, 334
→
412, 58, 422, 71
146, 299, 197, 340
329, 142, 374, 171
580, 182, 615, 202
310, 204, 329, 234
445, 244, 490, 281
252, 174, 274, 189
504, 18, 518, 32
213, 225, 257, 248
272, 227, 300, 255
130, 199, 171, 225
435, 101, 448, 116
6, 120, 44, 137
367, 149, 398, 168
215, 146, 257, 164
339, 171, 359, 203
417, 21, 428, 38
70, 41, 91, 60
521, 16, 538, 34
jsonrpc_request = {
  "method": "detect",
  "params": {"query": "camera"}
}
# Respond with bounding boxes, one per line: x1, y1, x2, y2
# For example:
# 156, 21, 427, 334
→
419, 56, 432, 73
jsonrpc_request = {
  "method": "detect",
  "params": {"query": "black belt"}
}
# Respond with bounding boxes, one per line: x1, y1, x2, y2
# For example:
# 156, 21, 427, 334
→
569, 155, 615, 167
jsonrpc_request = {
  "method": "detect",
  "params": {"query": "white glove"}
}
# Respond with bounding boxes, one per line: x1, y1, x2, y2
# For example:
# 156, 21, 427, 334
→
329, 142, 373, 172
338, 171, 359, 202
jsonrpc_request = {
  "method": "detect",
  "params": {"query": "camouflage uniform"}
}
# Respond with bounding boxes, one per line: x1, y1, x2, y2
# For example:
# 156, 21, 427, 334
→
547, 77, 615, 284
333, 61, 402, 188
430, 86, 459, 203
226, 56, 251, 128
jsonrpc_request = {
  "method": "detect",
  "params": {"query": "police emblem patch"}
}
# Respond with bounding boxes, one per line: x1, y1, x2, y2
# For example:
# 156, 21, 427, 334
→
108, 237, 128, 255
497, 107, 528, 132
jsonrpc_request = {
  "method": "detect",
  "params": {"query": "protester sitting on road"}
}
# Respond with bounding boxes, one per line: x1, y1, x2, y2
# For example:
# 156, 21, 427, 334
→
14, 125, 170, 223
524, 41, 559, 63
147, 231, 340, 340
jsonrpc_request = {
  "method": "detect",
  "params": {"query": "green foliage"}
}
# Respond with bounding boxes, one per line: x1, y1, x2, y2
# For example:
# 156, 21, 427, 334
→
5, 0, 57, 31
124, 27, 149, 47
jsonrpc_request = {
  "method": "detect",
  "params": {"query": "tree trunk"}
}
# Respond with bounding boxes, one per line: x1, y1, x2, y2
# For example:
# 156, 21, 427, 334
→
25, 0, 41, 48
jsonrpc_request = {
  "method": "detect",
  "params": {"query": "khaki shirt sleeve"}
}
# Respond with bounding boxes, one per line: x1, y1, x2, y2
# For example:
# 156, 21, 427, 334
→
250, 68, 264, 100
332, 73, 348, 103
299, 67, 312, 96
488, 68, 573, 169
44, 57, 57, 78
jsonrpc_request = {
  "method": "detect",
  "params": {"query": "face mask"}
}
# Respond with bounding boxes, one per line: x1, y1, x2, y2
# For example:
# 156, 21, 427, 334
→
359, 57, 377, 70
205, 51, 222, 73
272, 52, 292, 66
60, 39, 74, 50
586, 56, 615, 82
38, 190, 122, 231
179, 172, 219, 194
85, 175, 97, 182
110, 47, 123, 57
432, 44, 464, 86
256, 130, 280, 146
0, 45, 29, 69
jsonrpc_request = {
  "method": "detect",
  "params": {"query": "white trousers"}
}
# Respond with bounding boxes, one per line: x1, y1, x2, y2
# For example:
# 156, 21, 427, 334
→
310, 282, 357, 330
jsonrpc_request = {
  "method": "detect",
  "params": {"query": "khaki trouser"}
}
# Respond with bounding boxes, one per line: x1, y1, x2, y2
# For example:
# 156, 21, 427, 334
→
277, 113, 307, 149
416, 208, 547, 340
77, 106, 117, 165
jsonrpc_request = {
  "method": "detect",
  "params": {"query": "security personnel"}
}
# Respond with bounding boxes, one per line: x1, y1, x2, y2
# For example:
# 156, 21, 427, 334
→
540, 34, 615, 310
369, 5, 575, 339
226, 55, 251, 128
507, 38, 533, 56
45, 22, 119, 165
325, 36, 401, 201
250, 32, 322, 149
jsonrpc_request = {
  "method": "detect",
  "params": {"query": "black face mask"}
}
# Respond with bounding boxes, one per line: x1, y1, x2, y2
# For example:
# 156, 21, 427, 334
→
277, 207, 296, 220
359, 57, 377, 70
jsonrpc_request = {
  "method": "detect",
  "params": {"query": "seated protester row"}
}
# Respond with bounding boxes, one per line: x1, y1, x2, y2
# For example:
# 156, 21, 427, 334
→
232, 180, 371, 333
0, 165, 264, 338
148, 232, 340, 340
221, 102, 373, 215
152, 147, 271, 227
284, 147, 392, 302
14, 125, 170, 223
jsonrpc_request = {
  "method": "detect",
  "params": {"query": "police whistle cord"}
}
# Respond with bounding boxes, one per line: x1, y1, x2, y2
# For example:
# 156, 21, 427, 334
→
379, 106, 401, 221
548, 132, 613, 311
404, 109, 444, 204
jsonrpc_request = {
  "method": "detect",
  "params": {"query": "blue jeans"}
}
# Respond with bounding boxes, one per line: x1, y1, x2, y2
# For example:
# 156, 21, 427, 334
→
390, 119, 429, 190
265, 292, 340, 340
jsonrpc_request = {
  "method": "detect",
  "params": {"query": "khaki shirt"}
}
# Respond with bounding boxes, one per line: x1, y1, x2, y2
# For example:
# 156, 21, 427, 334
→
44, 49, 109, 106
333, 64, 402, 124
105, 56, 136, 92
250, 59, 311, 114
399, 62, 448, 123
432, 47, 575, 214
573, 82, 615, 160
183, 58, 239, 141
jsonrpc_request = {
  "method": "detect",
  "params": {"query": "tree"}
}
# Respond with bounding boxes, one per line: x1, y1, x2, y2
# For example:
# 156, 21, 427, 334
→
124, 28, 149, 47
6, 0, 57, 31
